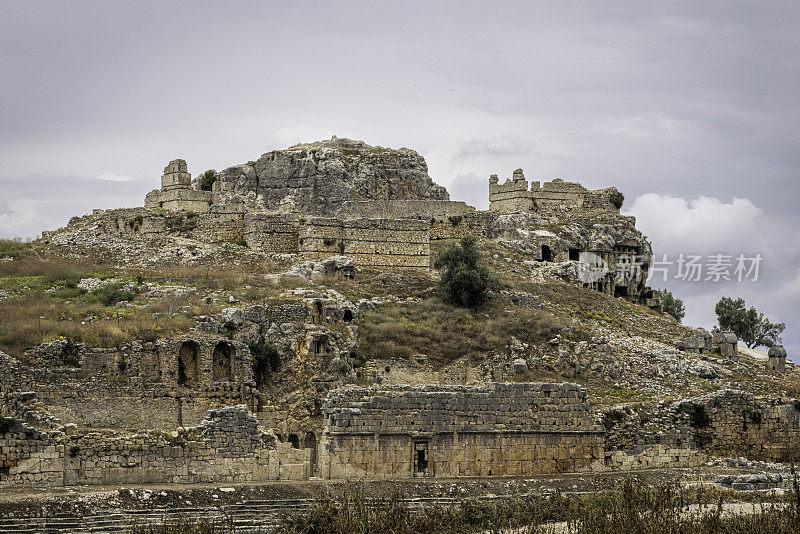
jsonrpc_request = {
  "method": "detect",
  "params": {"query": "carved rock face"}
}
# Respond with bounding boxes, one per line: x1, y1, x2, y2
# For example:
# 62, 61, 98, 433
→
214, 138, 449, 216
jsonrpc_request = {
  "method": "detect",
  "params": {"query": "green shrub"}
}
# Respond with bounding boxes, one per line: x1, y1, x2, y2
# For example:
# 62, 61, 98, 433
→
85, 283, 137, 306
610, 191, 625, 209
655, 288, 685, 322
434, 235, 503, 308
200, 170, 217, 191
0, 239, 31, 259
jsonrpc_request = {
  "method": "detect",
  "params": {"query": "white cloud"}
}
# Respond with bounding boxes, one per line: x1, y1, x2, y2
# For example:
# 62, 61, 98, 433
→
96, 172, 134, 182
626, 194, 767, 255
0, 198, 44, 239
628, 193, 799, 360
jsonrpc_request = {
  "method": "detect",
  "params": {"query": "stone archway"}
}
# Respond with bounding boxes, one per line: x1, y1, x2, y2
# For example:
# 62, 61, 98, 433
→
212, 341, 233, 382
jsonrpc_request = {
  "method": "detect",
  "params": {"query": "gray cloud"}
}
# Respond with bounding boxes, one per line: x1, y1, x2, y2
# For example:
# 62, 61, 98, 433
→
1, 1, 798, 356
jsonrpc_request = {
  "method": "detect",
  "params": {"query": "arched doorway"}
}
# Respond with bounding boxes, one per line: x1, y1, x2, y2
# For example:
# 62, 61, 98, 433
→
212, 341, 233, 381
177, 341, 200, 386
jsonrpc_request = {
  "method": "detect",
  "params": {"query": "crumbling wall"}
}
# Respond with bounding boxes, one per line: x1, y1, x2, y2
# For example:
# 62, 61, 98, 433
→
686, 390, 800, 463
488, 171, 620, 218
0, 406, 310, 487
320, 383, 604, 479
144, 159, 212, 213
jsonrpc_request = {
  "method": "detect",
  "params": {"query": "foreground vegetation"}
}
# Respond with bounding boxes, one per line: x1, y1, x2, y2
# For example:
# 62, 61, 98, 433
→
126, 479, 800, 533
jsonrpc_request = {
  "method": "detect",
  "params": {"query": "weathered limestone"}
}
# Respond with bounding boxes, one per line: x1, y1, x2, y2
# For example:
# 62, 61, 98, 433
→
713, 331, 738, 359
214, 137, 448, 216
768, 345, 787, 373
678, 328, 713, 354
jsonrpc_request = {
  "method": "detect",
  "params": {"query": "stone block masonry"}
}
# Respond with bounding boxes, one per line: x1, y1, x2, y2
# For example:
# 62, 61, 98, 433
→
320, 383, 604, 479
300, 218, 430, 268
489, 171, 620, 219
687, 389, 800, 463
194, 203, 246, 243
244, 214, 300, 252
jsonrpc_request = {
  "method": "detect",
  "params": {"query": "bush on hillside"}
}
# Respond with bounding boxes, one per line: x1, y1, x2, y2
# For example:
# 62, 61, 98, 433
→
434, 235, 503, 308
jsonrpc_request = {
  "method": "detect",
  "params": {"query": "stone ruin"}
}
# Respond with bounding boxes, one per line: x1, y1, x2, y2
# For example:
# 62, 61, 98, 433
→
55, 136, 661, 309
713, 331, 738, 359
768, 345, 787, 373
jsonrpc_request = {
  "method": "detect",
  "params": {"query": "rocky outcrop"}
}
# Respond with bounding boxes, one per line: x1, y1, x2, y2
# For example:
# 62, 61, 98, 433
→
211, 137, 449, 215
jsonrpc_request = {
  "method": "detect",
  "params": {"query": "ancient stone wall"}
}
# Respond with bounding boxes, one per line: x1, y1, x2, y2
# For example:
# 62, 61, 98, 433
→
244, 214, 300, 252
320, 383, 604, 479
194, 203, 245, 244
0, 336, 257, 432
337, 200, 473, 220
144, 159, 213, 213
0, 406, 310, 487
144, 188, 213, 213
300, 218, 430, 268
689, 390, 800, 463
489, 171, 620, 219
429, 212, 493, 240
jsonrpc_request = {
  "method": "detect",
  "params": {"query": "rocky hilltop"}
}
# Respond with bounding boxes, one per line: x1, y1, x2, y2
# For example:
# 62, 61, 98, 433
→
210, 136, 449, 215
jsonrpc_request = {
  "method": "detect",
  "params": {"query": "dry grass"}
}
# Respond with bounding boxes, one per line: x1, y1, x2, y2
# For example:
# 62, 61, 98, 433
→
358, 297, 585, 367
0, 293, 190, 358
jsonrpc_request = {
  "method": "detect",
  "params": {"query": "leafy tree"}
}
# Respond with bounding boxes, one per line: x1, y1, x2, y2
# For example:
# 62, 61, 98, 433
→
434, 235, 503, 308
715, 296, 785, 349
200, 169, 217, 191
655, 288, 685, 322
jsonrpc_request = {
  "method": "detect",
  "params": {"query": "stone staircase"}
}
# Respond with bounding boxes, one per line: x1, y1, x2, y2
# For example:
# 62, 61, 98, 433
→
0, 495, 489, 533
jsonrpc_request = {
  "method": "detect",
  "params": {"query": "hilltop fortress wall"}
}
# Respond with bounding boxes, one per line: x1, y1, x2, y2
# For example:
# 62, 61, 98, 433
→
489, 169, 621, 219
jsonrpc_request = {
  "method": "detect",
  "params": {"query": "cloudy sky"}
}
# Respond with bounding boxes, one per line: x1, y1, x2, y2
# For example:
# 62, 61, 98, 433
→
1, 1, 798, 357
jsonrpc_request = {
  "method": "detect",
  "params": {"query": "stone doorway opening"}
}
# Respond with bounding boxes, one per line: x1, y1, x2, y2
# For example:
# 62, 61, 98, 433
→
305, 432, 317, 475
311, 301, 323, 324
541, 245, 553, 262
413, 440, 431, 477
